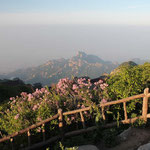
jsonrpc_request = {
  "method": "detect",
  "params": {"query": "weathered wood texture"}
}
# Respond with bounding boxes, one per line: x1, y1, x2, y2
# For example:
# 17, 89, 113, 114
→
58, 109, 64, 141
63, 107, 91, 116
102, 106, 106, 121
142, 88, 149, 122
100, 93, 145, 107
10, 138, 14, 150
80, 111, 86, 128
27, 130, 31, 147
42, 124, 45, 142
123, 102, 128, 121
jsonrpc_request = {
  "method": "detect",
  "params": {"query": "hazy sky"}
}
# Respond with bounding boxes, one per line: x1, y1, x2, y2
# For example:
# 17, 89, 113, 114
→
0, 0, 150, 73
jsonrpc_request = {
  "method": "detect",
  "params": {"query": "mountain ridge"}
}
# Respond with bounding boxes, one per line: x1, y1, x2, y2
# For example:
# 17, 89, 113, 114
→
1, 52, 118, 86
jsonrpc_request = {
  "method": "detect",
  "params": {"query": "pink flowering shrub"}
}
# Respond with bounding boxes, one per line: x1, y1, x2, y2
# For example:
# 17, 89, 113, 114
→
0, 77, 108, 135
56, 77, 108, 105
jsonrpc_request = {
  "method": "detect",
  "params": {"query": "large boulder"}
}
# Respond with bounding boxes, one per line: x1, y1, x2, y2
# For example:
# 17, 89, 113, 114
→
137, 143, 150, 150
66, 145, 99, 150
118, 127, 132, 141
78, 145, 99, 150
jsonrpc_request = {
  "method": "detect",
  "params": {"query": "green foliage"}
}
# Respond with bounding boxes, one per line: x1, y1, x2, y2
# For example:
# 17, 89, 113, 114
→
108, 63, 150, 100
108, 66, 143, 100
131, 118, 146, 128
107, 63, 150, 120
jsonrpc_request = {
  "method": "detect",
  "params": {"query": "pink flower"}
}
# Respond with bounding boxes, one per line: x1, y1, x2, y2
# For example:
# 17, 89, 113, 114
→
21, 92, 27, 97
32, 105, 38, 111
18, 107, 22, 111
12, 100, 16, 104
10, 97, 13, 100
72, 84, 78, 90
98, 80, 103, 84
28, 94, 33, 101
64, 102, 66, 106
79, 84, 83, 88
37, 127, 41, 132
101, 99, 107, 103
82, 98, 86, 101
55, 101, 59, 105
41, 88, 46, 93
14, 114, 19, 120
77, 104, 80, 108
93, 87, 96, 90
71, 116, 75, 120
84, 111, 88, 115
100, 84, 105, 90
81, 104, 85, 108
37, 117, 42, 121
103, 83, 108, 87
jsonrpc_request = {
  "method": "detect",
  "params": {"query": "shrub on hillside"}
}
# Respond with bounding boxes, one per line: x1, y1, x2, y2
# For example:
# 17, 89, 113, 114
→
106, 63, 150, 120
0, 77, 108, 136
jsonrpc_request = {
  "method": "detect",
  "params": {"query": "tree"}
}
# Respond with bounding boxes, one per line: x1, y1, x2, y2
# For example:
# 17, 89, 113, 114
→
106, 63, 150, 117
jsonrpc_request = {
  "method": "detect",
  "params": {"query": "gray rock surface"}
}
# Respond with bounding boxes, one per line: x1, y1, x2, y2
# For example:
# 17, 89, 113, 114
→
137, 143, 150, 150
66, 145, 99, 150
78, 145, 99, 150
118, 127, 132, 141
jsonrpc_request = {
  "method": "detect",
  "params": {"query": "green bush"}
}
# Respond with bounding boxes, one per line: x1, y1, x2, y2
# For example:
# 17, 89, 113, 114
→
106, 63, 150, 120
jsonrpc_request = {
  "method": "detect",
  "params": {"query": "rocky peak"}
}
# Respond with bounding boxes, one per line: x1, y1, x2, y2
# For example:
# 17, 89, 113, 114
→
76, 51, 87, 58
72, 51, 106, 64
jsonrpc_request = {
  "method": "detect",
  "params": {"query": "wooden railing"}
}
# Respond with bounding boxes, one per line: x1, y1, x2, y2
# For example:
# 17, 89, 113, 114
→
0, 88, 150, 150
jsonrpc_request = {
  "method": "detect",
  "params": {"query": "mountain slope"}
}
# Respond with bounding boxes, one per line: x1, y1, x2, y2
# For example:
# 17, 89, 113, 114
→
110, 61, 137, 75
3, 52, 118, 86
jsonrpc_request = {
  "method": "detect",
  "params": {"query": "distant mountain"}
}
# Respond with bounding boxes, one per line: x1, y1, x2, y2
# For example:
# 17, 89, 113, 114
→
0, 78, 33, 102
0, 74, 6, 79
2, 52, 118, 86
130, 58, 150, 65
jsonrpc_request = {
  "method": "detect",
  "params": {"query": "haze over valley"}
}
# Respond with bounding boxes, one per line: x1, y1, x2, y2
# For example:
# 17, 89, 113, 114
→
1, 0, 150, 74
1, 24, 150, 74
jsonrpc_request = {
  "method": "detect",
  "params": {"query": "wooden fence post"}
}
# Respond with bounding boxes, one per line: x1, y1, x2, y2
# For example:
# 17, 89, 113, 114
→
123, 102, 128, 122
102, 106, 106, 121
80, 111, 86, 129
10, 138, 14, 150
42, 124, 46, 141
27, 130, 31, 147
58, 109, 64, 141
142, 88, 149, 122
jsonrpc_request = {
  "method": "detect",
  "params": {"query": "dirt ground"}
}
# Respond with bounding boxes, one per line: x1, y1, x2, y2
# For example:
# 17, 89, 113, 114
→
96, 128, 150, 150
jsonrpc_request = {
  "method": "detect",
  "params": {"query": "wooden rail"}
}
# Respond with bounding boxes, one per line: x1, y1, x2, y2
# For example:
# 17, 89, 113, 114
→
0, 88, 150, 150
0, 114, 59, 143
100, 93, 145, 107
